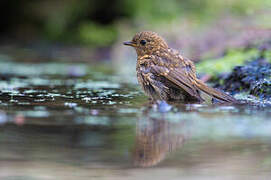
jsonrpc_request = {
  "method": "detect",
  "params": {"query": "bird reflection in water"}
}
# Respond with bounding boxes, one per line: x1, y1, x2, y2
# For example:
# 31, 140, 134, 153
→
133, 106, 188, 167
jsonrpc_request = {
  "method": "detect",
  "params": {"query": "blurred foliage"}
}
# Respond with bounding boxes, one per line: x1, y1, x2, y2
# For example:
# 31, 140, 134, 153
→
1, 0, 271, 47
120, 0, 271, 23
78, 22, 118, 47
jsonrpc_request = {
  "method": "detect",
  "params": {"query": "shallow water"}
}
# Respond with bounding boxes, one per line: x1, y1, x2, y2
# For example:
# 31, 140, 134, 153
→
0, 60, 271, 180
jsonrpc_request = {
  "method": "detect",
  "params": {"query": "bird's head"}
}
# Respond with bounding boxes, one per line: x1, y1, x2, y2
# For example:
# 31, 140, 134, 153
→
123, 31, 168, 57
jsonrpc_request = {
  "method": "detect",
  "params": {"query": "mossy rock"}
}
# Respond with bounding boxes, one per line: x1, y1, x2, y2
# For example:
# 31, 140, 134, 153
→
250, 79, 271, 98
196, 49, 260, 78
215, 60, 271, 97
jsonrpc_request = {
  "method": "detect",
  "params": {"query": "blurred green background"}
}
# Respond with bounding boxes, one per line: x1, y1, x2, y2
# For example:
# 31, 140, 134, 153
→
0, 0, 270, 61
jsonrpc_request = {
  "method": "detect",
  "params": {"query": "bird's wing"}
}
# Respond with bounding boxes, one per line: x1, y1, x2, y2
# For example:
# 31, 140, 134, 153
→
149, 53, 237, 103
149, 54, 202, 101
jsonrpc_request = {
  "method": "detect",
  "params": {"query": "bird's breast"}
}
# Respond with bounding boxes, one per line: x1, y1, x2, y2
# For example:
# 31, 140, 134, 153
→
137, 56, 153, 73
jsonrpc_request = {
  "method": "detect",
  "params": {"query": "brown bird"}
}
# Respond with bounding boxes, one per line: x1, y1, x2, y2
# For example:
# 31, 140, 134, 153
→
123, 31, 237, 103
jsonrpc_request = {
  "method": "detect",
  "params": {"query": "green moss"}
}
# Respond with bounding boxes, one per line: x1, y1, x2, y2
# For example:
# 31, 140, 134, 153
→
196, 49, 259, 77
264, 50, 271, 63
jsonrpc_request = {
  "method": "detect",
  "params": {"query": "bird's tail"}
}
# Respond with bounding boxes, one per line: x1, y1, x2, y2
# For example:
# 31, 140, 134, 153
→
195, 80, 238, 103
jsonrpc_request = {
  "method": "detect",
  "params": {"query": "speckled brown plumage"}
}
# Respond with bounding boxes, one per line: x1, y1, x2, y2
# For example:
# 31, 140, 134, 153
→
124, 31, 237, 103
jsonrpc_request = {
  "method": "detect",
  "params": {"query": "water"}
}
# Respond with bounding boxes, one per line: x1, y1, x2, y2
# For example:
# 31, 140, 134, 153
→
0, 60, 271, 180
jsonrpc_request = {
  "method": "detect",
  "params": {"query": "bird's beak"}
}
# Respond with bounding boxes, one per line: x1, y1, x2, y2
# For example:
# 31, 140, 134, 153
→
123, 41, 136, 47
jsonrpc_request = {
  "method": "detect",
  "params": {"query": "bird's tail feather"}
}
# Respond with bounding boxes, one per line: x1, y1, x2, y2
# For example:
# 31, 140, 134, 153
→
196, 80, 237, 103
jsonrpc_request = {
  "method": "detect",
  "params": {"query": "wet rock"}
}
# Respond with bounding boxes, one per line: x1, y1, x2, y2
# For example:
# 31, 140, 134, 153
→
215, 59, 271, 99
250, 79, 271, 99
214, 41, 271, 99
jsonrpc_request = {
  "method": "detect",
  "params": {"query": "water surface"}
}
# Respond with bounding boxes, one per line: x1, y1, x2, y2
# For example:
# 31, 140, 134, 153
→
0, 60, 271, 180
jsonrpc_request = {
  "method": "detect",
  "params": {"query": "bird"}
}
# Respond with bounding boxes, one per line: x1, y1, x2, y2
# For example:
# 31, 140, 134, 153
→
123, 31, 237, 104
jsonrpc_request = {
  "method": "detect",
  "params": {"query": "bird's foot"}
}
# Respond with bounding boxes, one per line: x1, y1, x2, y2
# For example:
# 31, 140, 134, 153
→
154, 100, 172, 113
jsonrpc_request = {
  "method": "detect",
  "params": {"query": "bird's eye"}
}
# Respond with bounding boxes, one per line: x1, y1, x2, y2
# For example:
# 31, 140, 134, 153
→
140, 40, 147, 46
